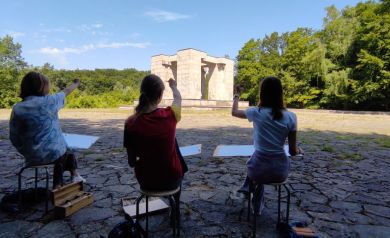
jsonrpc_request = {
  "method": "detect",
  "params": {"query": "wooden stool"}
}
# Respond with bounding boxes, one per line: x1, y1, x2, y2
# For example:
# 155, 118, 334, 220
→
247, 179, 291, 237
18, 164, 51, 213
135, 186, 181, 238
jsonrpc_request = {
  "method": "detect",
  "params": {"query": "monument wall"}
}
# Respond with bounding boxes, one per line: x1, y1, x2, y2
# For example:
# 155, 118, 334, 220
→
151, 49, 234, 101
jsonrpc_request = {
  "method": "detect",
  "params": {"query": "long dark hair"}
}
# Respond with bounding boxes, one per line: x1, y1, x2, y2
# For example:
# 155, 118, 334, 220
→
135, 74, 165, 114
258, 76, 285, 120
20, 71, 49, 100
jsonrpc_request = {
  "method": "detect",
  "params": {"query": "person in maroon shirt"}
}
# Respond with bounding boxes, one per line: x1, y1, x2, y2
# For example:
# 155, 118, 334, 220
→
124, 74, 186, 191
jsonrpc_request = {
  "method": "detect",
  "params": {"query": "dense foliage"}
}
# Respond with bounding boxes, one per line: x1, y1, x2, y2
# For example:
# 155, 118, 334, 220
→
1, 1, 388, 110
236, 0, 389, 110
0, 36, 147, 108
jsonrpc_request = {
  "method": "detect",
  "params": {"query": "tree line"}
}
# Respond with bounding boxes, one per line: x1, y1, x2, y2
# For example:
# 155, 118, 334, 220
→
1, 1, 388, 110
0, 36, 148, 108
236, 0, 389, 110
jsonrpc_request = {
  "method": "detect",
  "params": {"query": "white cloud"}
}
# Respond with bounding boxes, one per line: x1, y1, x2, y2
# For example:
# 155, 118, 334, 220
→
6, 31, 25, 38
92, 23, 103, 28
41, 27, 72, 33
98, 42, 149, 49
78, 23, 104, 33
35, 41, 150, 56
33, 41, 149, 67
145, 10, 191, 22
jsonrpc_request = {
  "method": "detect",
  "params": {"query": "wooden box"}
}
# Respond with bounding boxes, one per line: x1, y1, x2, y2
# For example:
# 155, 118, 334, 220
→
52, 181, 94, 217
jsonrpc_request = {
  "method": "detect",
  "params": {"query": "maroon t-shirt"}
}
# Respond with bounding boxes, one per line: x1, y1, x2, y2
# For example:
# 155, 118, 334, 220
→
124, 107, 183, 189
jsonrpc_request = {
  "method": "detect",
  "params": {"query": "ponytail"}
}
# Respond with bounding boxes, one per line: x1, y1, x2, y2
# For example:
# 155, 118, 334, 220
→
259, 76, 285, 121
135, 93, 149, 114
134, 74, 165, 115
272, 107, 283, 121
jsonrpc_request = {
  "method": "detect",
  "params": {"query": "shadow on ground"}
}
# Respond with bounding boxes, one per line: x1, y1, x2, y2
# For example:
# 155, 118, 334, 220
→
0, 118, 389, 238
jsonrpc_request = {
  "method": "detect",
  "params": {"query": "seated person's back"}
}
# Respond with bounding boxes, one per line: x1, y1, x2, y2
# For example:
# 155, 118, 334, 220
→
125, 107, 182, 189
10, 91, 67, 165
124, 74, 184, 190
10, 72, 85, 187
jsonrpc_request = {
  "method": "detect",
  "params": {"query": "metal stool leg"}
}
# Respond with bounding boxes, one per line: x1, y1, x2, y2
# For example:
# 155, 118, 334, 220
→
247, 181, 253, 222
168, 196, 177, 238
34, 168, 38, 201
174, 191, 181, 236
283, 184, 291, 223
252, 185, 261, 238
45, 167, 49, 213
145, 196, 149, 238
135, 195, 144, 223
277, 185, 281, 227
18, 167, 25, 211
247, 191, 251, 222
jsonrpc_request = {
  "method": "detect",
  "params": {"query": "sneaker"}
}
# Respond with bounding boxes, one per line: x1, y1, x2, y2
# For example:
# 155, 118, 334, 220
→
72, 175, 86, 183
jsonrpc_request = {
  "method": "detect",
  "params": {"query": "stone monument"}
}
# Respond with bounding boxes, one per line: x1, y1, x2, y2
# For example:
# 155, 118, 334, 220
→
148, 48, 248, 108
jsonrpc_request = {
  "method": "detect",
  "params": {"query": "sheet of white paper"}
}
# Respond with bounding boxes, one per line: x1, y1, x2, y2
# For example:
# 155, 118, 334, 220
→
122, 198, 169, 218
213, 144, 291, 157
63, 133, 99, 149
179, 144, 202, 157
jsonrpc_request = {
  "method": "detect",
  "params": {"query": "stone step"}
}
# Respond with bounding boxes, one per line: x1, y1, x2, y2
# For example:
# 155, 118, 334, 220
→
133, 99, 249, 108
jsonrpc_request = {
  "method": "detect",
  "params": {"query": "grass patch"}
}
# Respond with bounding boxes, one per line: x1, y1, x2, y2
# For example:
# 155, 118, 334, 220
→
330, 160, 344, 168
95, 157, 104, 161
213, 158, 225, 165
111, 147, 125, 153
335, 135, 354, 141
376, 137, 390, 148
336, 152, 363, 161
321, 145, 334, 153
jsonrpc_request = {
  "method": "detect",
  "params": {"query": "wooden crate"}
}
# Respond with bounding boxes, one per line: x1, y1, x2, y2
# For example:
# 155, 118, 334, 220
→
52, 181, 94, 218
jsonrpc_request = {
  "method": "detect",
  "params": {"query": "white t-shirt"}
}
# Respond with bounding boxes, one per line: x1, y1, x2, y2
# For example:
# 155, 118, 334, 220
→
245, 107, 297, 156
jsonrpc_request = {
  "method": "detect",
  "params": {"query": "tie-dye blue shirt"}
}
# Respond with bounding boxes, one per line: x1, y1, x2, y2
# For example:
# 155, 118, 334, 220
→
9, 92, 67, 165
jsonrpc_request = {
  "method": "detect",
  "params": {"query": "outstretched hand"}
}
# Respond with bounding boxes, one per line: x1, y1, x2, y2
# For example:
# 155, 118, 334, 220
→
63, 78, 81, 96
168, 78, 177, 89
234, 84, 243, 94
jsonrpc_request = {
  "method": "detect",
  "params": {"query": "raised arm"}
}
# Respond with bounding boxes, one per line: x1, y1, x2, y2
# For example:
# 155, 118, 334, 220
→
168, 78, 182, 121
169, 78, 181, 107
63, 79, 80, 96
231, 94, 247, 119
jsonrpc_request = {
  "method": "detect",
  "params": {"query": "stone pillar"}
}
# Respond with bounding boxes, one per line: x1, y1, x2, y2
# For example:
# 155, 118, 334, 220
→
176, 49, 206, 99
207, 58, 233, 100
151, 49, 234, 101
151, 55, 177, 99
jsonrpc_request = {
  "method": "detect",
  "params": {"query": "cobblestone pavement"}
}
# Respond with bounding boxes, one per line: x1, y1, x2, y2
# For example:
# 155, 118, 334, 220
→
0, 109, 389, 238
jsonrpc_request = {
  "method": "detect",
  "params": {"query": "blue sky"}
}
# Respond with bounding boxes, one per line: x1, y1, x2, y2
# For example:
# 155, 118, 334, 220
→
1, 0, 363, 70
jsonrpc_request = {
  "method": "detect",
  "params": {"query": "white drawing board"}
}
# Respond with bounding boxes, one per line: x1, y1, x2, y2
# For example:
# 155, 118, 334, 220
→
213, 144, 291, 157
63, 133, 99, 149
179, 144, 202, 157
122, 197, 169, 218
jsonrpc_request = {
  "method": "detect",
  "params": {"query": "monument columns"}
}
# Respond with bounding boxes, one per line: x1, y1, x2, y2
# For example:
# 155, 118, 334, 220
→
151, 48, 234, 101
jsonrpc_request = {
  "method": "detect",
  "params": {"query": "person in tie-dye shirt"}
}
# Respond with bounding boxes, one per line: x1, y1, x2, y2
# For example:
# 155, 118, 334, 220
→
10, 71, 85, 188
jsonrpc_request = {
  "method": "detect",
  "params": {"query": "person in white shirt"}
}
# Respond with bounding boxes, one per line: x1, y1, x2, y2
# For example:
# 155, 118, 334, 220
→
232, 76, 302, 215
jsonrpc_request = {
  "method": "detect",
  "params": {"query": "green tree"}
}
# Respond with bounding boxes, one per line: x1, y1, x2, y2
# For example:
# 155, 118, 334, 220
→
348, 1, 390, 109
0, 35, 27, 107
